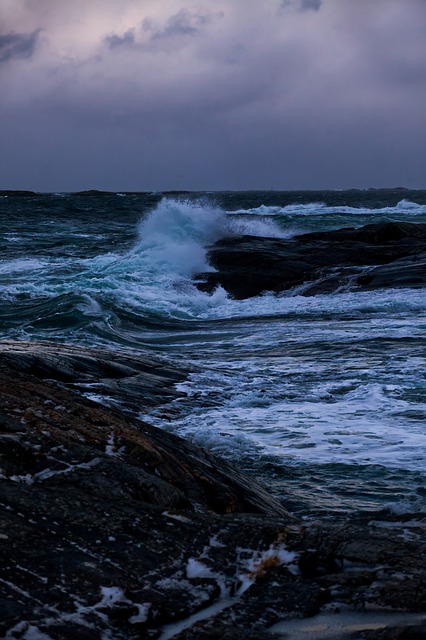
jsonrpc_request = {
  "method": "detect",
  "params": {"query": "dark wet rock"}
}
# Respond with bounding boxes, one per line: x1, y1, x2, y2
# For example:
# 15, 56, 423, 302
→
1, 340, 426, 639
361, 625, 426, 640
357, 252, 426, 289
0, 339, 189, 413
196, 222, 426, 298
0, 341, 291, 519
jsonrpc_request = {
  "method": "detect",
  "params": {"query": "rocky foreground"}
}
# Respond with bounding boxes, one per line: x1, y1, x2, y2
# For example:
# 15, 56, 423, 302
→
1, 340, 426, 639
197, 221, 426, 298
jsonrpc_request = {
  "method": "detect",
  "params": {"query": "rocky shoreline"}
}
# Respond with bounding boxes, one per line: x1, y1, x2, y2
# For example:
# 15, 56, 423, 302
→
196, 221, 426, 298
1, 339, 425, 639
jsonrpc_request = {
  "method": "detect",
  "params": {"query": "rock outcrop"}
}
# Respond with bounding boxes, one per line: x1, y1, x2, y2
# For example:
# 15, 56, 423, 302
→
0, 340, 189, 414
1, 340, 426, 639
196, 222, 426, 298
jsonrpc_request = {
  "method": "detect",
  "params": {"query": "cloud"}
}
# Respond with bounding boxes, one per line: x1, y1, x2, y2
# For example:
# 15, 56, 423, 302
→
300, 0, 322, 9
282, 0, 322, 11
105, 29, 135, 50
103, 7, 219, 55
143, 8, 215, 39
0, 29, 40, 63
102, 7, 223, 59
1, 0, 426, 191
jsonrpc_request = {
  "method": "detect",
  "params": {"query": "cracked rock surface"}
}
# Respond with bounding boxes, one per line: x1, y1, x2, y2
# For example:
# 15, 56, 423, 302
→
0, 340, 425, 639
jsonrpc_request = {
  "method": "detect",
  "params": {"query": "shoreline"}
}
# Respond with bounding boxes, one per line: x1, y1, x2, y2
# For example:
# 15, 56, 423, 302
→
1, 339, 425, 639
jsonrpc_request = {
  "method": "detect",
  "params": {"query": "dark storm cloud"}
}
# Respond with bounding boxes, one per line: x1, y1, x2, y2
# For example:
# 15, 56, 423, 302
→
1, 0, 426, 191
105, 29, 135, 50
0, 30, 40, 63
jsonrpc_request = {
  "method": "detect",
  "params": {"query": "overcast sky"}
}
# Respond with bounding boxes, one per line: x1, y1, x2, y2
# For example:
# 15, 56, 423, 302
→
1, 0, 426, 191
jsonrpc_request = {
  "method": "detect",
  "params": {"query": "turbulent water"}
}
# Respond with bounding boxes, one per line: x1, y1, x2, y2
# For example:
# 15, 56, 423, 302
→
1, 189, 426, 517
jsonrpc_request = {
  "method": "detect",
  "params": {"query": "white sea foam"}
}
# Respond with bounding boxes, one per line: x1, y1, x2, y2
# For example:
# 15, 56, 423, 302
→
143, 283, 426, 477
231, 202, 326, 216
69, 198, 233, 318
230, 199, 426, 217
0, 198, 232, 316
226, 215, 288, 237
0, 258, 48, 275
200, 286, 426, 322
135, 197, 225, 274
151, 369, 426, 472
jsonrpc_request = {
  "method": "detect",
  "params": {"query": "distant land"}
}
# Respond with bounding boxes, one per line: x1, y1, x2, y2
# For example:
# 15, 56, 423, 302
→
1, 187, 424, 197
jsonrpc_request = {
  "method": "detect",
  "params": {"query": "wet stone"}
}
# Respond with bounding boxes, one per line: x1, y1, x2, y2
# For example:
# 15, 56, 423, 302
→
0, 340, 425, 639
196, 221, 426, 298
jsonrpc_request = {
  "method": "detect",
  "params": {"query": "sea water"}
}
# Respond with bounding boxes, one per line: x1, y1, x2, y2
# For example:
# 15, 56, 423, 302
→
1, 190, 425, 517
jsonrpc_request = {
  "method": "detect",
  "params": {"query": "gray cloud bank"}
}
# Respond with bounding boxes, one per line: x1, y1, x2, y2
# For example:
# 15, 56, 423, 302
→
0, 30, 40, 63
1, 0, 425, 191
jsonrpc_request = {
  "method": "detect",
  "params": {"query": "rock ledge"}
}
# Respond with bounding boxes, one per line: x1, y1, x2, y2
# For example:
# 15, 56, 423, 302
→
1, 341, 425, 639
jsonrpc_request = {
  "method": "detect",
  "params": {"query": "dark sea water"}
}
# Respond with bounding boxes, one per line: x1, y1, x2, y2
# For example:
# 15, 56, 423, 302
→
1, 189, 426, 518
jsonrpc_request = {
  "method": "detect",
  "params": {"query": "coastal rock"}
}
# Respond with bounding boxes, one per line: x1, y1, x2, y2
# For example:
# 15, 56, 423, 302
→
0, 340, 189, 413
357, 252, 426, 289
196, 222, 426, 298
1, 340, 426, 639
0, 341, 291, 519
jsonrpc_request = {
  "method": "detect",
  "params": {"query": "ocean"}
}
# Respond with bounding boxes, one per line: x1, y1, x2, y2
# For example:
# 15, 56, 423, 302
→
1, 189, 425, 518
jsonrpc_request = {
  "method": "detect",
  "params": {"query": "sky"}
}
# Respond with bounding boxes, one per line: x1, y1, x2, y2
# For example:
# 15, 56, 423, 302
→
1, 0, 426, 192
